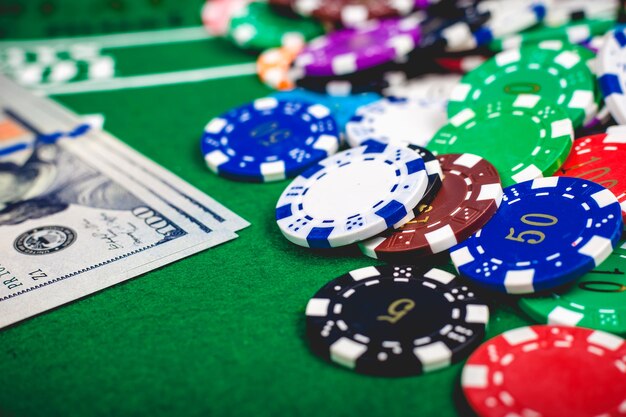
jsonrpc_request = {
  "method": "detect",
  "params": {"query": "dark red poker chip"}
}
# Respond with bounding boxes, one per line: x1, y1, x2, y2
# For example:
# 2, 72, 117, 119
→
434, 54, 487, 73
291, 0, 415, 27
462, 325, 626, 417
558, 126, 626, 224
359, 153, 501, 261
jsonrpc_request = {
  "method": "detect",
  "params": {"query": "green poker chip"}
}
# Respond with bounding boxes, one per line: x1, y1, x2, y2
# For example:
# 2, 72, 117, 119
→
489, 19, 615, 52
448, 42, 599, 128
227, 1, 324, 51
519, 239, 626, 336
428, 95, 573, 188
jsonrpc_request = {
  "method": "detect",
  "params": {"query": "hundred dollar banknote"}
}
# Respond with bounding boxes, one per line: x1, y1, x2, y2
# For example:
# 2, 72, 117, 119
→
0, 75, 248, 328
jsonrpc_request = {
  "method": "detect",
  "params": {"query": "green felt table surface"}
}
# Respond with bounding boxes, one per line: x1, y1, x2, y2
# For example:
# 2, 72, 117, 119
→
0, 3, 532, 417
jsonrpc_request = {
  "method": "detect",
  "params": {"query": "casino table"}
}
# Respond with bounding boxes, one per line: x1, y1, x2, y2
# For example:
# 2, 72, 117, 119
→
0, 3, 533, 417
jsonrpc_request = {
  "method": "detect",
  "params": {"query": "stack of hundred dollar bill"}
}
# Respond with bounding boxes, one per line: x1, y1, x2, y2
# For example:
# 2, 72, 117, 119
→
0, 75, 248, 329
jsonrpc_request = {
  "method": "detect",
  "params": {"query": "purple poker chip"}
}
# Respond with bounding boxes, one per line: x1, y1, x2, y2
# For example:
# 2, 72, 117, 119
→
414, 0, 434, 8
293, 15, 422, 77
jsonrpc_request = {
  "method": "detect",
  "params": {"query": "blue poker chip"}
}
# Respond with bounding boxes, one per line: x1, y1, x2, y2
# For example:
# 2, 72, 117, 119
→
275, 140, 429, 248
450, 176, 623, 294
271, 88, 381, 132
200, 97, 340, 182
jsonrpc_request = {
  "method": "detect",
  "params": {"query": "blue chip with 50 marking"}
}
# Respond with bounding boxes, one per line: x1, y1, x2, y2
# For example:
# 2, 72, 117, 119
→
450, 176, 623, 295
201, 97, 340, 182
275, 140, 429, 248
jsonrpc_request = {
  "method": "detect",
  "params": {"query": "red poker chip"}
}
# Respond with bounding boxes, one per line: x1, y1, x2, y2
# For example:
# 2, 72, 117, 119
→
558, 126, 626, 224
359, 153, 502, 261
434, 55, 487, 74
462, 325, 626, 417
292, 0, 415, 27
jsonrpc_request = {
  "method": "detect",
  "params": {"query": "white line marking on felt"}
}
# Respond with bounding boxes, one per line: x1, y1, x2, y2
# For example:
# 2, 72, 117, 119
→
37, 62, 258, 95
0, 26, 213, 50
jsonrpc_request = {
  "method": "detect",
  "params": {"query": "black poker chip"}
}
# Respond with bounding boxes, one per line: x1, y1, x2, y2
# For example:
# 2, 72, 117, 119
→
419, 10, 489, 52
290, 50, 444, 96
305, 265, 489, 376
290, 61, 400, 96
407, 144, 443, 208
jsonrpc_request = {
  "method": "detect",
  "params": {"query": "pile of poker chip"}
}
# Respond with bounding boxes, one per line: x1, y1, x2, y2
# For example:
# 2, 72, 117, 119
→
200, 0, 626, 415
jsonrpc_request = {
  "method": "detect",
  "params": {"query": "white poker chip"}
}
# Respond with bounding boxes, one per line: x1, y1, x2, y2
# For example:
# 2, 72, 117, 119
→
476, 0, 549, 39
544, 0, 617, 26
598, 27, 626, 125
275, 141, 428, 248
345, 95, 448, 149
383, 73, 461, 101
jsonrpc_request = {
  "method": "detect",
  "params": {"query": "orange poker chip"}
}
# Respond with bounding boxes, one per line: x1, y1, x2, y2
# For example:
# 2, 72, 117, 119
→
256, 43, 302, 91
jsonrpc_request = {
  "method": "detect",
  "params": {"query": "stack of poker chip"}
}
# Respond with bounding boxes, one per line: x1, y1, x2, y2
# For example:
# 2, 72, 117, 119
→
278, 5, 496, 95
287, 16, 424, 96
197, 1, 626, 412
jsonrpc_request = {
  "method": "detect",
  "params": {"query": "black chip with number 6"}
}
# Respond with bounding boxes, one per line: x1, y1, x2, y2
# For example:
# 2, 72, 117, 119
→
305, 265, 489, 377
